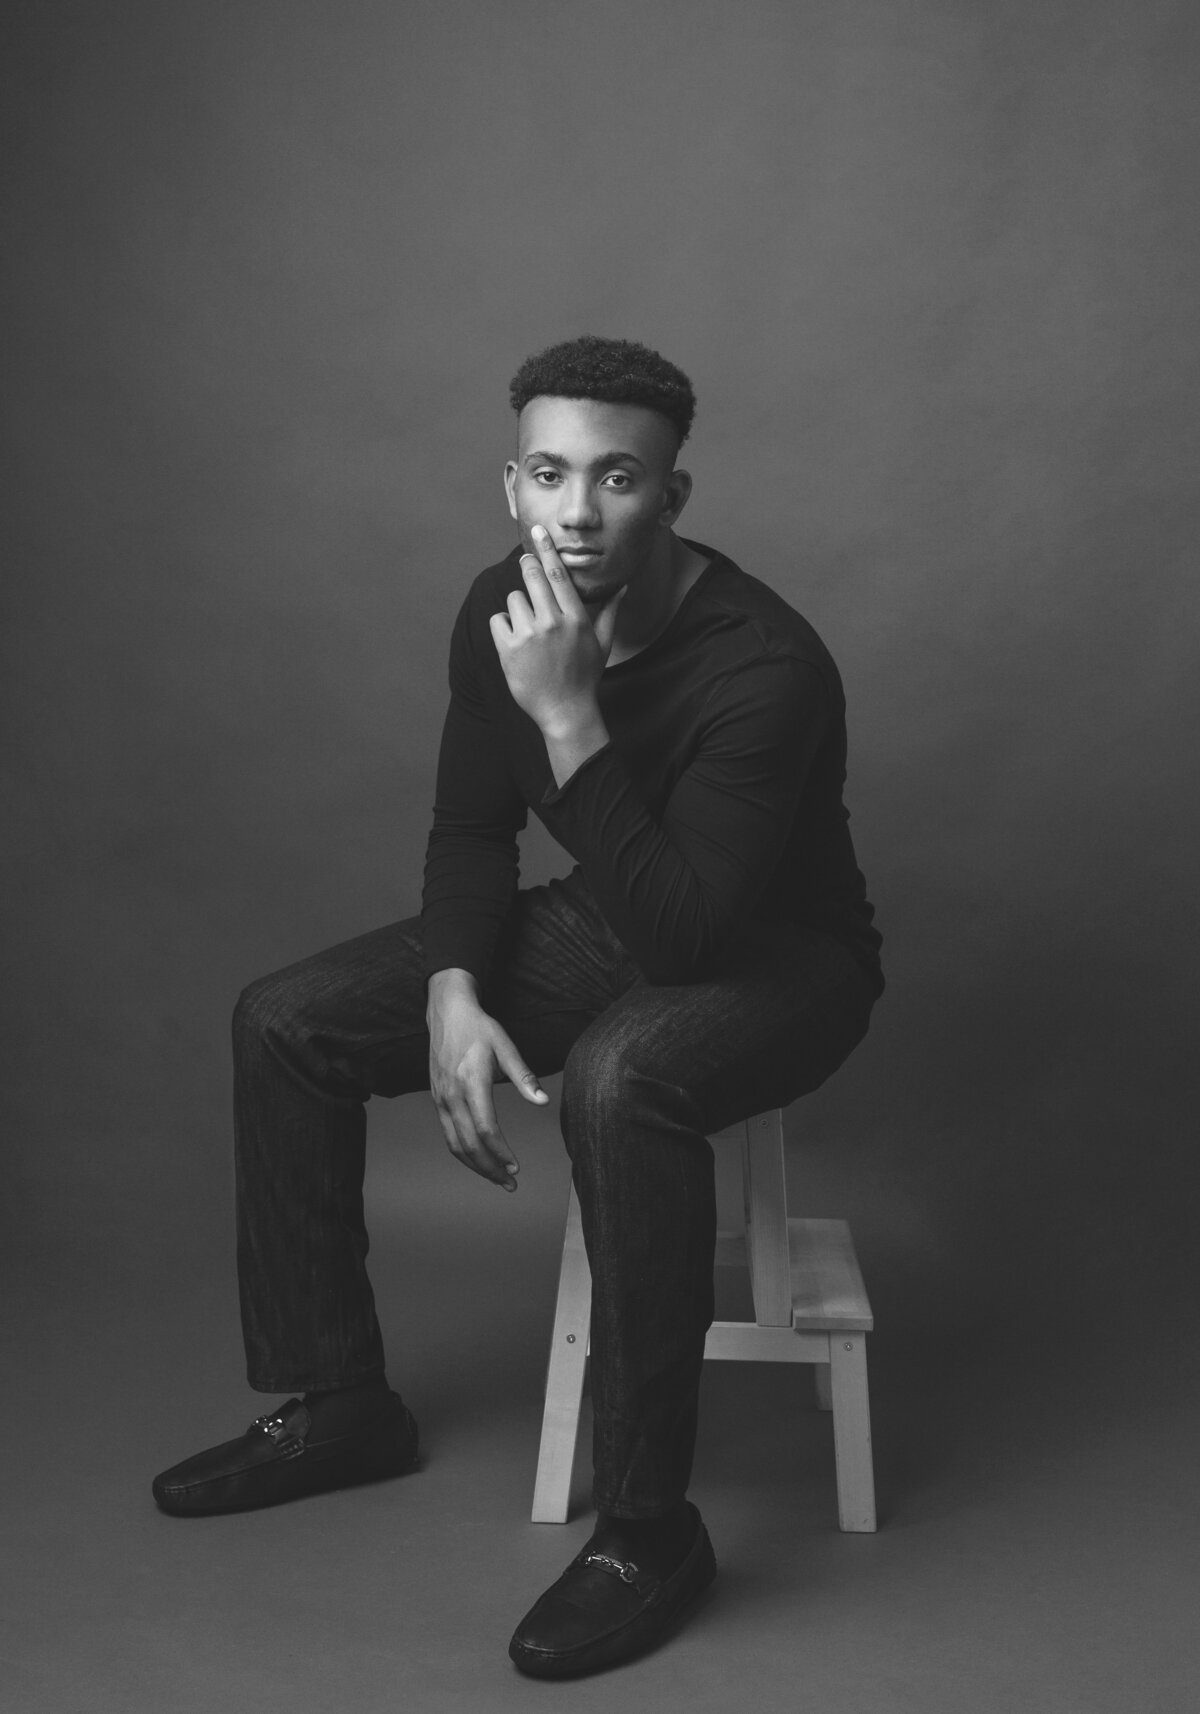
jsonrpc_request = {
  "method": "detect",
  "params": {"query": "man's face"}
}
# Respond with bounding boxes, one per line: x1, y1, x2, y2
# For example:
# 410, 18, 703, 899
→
504, 396, 683, 609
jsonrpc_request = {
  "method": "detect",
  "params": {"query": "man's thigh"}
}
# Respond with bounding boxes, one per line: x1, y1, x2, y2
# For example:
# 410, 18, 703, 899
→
246, 874, 629, 1098
480, 873, 636, 1080
238, 914, 432, 1098
572, 922, 879, 1133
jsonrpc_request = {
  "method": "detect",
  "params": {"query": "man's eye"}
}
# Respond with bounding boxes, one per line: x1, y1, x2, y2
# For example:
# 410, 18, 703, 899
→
533, 469, 561, 485
603, 472, 632, 489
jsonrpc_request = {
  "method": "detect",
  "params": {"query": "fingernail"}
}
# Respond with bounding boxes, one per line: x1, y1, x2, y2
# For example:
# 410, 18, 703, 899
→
533, 524, 547, 539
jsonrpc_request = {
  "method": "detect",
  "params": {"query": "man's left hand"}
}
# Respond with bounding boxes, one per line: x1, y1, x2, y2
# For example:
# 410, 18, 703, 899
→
489, 525, 625, 736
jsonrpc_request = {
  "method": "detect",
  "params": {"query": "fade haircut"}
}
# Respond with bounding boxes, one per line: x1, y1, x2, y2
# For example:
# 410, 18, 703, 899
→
509, 335, 696, 447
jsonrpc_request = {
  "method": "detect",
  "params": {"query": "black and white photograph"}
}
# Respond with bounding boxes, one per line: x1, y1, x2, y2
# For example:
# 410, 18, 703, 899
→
3, 3, 1197, 1709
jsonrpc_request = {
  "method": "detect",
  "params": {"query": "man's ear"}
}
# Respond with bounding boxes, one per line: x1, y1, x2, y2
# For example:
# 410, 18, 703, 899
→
503, 460, 519, 521
659, 467, 693, 528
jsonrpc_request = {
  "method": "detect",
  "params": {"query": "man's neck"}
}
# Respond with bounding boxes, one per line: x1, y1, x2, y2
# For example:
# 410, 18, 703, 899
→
606, 534, 709, 667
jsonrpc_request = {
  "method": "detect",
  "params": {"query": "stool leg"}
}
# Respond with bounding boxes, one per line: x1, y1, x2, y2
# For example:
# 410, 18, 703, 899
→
743, 1110, 793, 1326
531, 1186, 592, 1523
828, 1332, 876, 1532
814, 1362, 833, 1411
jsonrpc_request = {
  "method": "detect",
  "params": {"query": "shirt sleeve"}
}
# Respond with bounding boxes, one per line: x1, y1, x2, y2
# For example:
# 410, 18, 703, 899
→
536, 656, 830, 984
420, 596, 527, 986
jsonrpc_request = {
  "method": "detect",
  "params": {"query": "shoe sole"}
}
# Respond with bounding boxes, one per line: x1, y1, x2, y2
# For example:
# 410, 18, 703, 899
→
509, 1524, 718, 1679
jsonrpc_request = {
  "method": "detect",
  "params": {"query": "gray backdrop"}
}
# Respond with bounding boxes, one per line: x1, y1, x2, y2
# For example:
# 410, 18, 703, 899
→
4, 0, 1198, 1354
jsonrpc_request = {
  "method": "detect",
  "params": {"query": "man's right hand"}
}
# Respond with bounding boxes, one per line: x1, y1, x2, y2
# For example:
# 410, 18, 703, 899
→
425, 968, 549, 1191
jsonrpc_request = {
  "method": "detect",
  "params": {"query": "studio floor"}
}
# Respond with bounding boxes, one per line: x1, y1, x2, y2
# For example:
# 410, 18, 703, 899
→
4, 1094, 1197, 1714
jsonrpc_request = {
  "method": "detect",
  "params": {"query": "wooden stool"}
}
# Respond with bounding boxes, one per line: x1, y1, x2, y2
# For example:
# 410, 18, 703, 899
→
531, 1109, 876, 1531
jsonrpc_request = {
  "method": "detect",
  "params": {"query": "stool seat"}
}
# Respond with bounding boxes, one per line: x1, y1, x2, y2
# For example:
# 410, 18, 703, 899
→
709, 1217, 873, 1346
531, 1109, 876, 1532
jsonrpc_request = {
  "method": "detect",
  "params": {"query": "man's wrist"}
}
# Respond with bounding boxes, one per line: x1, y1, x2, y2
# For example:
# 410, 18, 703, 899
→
541, 705, 610, 787
537, 695, 604, 744
426, 966, 480, 1007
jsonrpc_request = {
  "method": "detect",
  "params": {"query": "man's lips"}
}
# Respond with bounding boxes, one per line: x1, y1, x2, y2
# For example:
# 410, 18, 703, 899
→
556, 544, 603, 562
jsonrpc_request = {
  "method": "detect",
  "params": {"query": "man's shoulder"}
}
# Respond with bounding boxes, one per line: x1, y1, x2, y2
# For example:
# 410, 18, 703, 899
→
447, 549, 522, 658
462, 548, 523, 609
685, 543, 840, 679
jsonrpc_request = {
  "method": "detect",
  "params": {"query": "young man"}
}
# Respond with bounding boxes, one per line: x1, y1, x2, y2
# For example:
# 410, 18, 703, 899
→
152, 336, 884, 1678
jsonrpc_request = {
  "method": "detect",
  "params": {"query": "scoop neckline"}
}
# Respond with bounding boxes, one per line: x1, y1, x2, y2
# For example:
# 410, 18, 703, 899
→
602, 543, 723, 675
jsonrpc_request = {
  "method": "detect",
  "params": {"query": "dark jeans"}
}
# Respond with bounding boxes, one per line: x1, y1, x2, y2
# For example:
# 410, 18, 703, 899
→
233, 868, 880, 1517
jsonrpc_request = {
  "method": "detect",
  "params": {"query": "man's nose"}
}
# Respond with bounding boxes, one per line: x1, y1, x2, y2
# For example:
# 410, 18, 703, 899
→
557, 479, 601, 530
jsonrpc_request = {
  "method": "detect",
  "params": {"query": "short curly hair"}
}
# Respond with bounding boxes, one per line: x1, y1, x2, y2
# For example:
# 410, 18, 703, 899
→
509, 335, 696, 446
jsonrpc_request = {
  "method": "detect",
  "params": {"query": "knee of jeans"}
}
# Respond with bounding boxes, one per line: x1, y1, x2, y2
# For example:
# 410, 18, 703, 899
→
232, 969, 310, 1061
561, 1031, 697, 1146
561, 1031, 626, 1125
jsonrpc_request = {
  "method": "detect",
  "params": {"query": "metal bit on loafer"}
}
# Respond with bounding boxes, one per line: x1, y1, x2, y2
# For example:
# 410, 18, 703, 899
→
252, 1411, 307, 1459
581, 1552, 640, 1584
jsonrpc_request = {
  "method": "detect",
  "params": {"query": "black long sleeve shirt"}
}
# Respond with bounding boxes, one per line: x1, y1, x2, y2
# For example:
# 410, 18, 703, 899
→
421, 541, 882, 991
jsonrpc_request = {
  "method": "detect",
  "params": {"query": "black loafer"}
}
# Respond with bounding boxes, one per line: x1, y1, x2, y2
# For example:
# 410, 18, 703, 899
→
509, 1503, 716, 1678
152, 1392, 419, 1516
